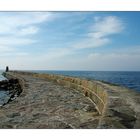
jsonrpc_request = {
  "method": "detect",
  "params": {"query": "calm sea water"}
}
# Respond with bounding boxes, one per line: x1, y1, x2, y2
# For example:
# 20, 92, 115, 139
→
0, 71, 9, 105
33, 70, 140, 93
0, 71, 6, 81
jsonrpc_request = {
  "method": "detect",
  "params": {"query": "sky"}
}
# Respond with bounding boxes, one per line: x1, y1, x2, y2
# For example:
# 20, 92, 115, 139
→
0, 12, 140, 71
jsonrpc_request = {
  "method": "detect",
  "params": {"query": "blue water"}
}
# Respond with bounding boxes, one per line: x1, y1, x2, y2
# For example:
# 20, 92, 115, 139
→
33, 70, 140, 93
0, 71, 6, 81
0, 71, 9, 105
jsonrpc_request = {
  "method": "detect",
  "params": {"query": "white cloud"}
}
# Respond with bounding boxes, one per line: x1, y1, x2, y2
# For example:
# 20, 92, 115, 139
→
91, 16, 124, 38
37, 47, 74, 62
73, 37, 110, 49
0, 12, 52, 35
31, 16, 124, 63
1, 13, 138, 71
1, 46, 140, 71
0, 37, 36, 46
19, 26, 39, 36
46, 52, 139, 71
0, 12, 53, 55
84, 52, 140, 71
0, 42, 30, 57
74, 16, 124, 49
0, 46, 14, 53
0, 52, 29, 57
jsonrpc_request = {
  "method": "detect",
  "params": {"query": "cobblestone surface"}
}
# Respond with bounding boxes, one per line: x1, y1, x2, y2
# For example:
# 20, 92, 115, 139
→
0, 73, 99, 129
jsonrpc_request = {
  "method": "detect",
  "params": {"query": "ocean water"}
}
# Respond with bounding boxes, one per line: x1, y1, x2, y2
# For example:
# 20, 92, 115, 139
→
0, 71, 9, 105
33, 70, 140, 93
0, 71, 6, 81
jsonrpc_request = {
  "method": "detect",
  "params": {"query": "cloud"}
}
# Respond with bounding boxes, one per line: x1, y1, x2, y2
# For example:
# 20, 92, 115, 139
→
0, 52, 29, 57
26, 16, 125, 67
91, 16, 124, 38
49, 51, 140, 71
86, 52, 140, 71
1, 13, 138, 71
36, 47, 75, 64
0, 12, 53, 54
0, 46, 14, 53
73, 37, 110, 49
0, 36, 36, 46
18, 26, 39, 36
73, 16, 124, 49
0, 12, 52, 35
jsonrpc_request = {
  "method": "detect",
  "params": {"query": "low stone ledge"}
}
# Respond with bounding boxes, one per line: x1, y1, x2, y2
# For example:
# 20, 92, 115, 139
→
6, 71, 108, 115
29, 72, 108, 115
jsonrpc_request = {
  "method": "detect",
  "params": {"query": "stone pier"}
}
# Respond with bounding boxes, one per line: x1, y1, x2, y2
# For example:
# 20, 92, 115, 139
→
0, 71, 140, 128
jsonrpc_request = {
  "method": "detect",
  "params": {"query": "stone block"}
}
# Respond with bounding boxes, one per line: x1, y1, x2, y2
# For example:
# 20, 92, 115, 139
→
91, 82, 97, 93
74, 78, 81, 85
81, 80, 88, 88
96, 85, 104, 96
87, 81, 94, 91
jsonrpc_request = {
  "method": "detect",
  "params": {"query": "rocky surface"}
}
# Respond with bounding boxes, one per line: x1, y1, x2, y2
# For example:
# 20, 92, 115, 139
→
0, 71, 140, 129
96, 81, 140, 129
0, 79, 22, 106
0, 72, 99, 129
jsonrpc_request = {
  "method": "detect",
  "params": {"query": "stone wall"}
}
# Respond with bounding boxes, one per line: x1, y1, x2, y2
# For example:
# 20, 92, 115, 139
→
4, 71, 108, 114
32, 73, 108, 115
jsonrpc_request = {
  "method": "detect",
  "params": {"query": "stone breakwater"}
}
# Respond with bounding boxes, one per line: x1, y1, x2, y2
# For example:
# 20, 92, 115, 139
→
32, 72, 108, 115
4, 71, 108, 115
0, 71, 140, 128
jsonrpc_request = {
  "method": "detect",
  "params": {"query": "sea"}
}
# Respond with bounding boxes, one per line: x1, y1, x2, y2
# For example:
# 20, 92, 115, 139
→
0, 71, 9, 105
0, 71, 6, 81
33, 70, 140, 93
